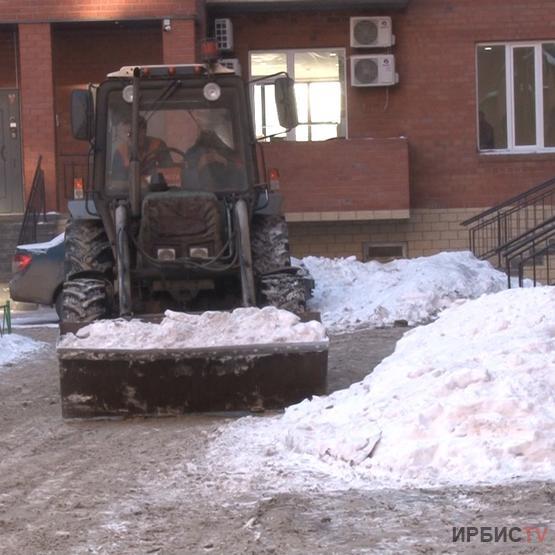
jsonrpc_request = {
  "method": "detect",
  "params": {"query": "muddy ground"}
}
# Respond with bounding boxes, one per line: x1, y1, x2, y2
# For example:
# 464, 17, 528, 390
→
0, 326, 553, 554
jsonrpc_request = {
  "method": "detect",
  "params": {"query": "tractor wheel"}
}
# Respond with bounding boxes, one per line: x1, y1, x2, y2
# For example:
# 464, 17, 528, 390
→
64, 219, 113, 278
258, 271, 307, 314
61, 278, 111, 323
251, 215, 291, 276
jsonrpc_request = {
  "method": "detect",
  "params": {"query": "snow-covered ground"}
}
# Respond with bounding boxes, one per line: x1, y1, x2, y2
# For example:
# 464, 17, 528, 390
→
55, 250, 553, 489
302, 251, 514, 332
0, 333, 46, 367
17, 232, 64, 252
209, 286, 555, 489
58, 306, 327, 350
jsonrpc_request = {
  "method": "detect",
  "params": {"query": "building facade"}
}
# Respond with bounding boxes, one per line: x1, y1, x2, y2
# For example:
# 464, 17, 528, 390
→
1, 0, 554, 261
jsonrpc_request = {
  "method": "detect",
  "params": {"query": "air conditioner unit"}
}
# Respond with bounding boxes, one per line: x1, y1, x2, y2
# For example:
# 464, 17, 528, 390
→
350, 17, 395, 48
350, 55, 398, 87
215, 18, 233, 51
219, 58, 242, 76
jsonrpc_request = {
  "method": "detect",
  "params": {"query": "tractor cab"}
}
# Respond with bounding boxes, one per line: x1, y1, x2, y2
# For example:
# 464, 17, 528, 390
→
101, 67, 253, 197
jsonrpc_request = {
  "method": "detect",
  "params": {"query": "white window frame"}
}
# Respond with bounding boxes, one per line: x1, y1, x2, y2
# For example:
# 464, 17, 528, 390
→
248, 48, 348, 141
476, 41, 555, 154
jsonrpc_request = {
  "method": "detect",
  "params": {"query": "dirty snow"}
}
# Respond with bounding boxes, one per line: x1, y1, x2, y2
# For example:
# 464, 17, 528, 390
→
210, 287, 555, 488
18, 232, 64, 252
0, 333, 46, 367
301, 251, 514, 332
57, 306, 327, 350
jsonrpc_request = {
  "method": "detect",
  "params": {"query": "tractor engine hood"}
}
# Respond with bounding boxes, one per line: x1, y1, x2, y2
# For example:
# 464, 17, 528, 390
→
138, 191, 224, 264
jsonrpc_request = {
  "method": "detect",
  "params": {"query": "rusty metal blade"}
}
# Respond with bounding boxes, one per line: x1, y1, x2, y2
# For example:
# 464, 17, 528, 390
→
58, 341, 328, 418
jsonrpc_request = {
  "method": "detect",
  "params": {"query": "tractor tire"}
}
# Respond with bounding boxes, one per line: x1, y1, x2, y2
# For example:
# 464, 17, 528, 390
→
61, 278, 110, 323
259, 271, 307, 314
64, 219, 113, 278
251, 215, 291, 276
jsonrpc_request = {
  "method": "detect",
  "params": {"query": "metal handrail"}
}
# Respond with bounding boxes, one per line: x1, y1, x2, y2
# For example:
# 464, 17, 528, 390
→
500, 216, 555, 258
461, 175, 555, 265
504, 222, 555, 288
461, 175, 555, 226
17, 156, 47, 246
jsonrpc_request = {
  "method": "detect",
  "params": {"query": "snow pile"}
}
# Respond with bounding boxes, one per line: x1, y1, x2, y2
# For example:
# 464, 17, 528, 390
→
18, 232, 64, 252
0, 334, 46, 366
212, 287, 555, 487
302, 251, 511, 331
58, 306, 327, 350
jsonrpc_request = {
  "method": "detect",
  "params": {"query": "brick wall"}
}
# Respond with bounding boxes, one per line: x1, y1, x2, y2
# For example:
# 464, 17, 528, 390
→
8, 0, 199, 211
226, 0, 555, 211
52, 22, 164, 208
0, 1, 196, 22
8, 0, 555, 226
288, 208, 476, 259
264, 137, 409, 213
163, 19, 197, 64
19, 24, 57, 209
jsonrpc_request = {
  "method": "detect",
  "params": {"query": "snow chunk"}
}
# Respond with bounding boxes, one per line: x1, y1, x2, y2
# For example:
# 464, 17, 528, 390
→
212, 287, 555, 488
302, 251, 513, 332
18, 232, 64, 253
0, 334, 46, 366
57, 306, 327, 350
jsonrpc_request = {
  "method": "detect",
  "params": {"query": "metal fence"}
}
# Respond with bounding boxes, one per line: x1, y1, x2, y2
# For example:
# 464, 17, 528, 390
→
17, 156, 47, 246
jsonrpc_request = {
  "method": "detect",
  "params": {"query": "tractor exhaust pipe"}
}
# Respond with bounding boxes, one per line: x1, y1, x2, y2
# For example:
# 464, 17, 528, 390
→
129, 69, 141, 217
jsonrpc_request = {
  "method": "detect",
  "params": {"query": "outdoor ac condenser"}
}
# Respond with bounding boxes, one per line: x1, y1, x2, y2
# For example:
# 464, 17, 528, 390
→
215, 18, 234, 51
350, 17, 395, 48
350, 55, 398, 87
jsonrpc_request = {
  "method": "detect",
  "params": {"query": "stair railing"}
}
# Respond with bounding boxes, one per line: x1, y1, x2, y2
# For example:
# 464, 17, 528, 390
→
502, 216, 555, 287
461, 176, 555, 266
17, 156, 47, 246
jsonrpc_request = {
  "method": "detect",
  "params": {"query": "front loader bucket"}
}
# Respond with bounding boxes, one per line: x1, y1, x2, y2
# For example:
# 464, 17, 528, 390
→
57, 341, 328, 418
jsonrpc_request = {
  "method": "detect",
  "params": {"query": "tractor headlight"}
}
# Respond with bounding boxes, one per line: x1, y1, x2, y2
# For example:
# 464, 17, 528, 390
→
189, 246, 210, 259
122, 85, 134, 104
203, 82, 221, 102
157, 248, 176, 261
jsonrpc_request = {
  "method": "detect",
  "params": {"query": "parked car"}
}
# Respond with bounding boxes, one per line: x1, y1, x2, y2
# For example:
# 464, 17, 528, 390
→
9, 233, 65, 316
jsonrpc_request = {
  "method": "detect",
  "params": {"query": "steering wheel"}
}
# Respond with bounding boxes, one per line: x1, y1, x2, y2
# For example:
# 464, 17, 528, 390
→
142, 147, 188, 174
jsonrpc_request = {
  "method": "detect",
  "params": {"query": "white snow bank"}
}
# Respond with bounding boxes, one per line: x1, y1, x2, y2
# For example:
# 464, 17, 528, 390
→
211, 287, 555, 488
18, 232, 64, 252
57, 306, 327, 350
302, 251, 513, 332
0, 333, 46, 366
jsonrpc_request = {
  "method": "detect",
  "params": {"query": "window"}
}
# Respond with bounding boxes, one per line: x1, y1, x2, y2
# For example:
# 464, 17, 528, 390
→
362, 242, 407, 262
249, 49, 347, 141
477, 42, 555, 152
105, 87, 249, 195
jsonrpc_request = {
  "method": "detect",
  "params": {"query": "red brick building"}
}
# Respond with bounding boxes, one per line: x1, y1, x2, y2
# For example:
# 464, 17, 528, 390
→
1, 0, 554, 260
